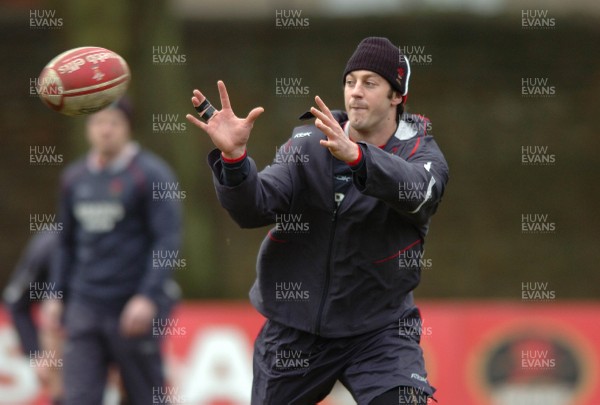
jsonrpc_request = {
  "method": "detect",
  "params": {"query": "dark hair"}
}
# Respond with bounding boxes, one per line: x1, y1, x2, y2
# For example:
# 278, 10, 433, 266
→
397, 105, 405, 122
387, 88, 404, 122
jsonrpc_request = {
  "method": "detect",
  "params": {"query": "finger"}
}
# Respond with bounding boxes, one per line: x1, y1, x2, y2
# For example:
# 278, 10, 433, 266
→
312, 110, 338, 138
217, 80, 231, 110
193, 92, 216, 119
192, 89, 207, 104
245, 107, 265, 125
310, 107, 333, 126
315, 95, 336, 122
191, 96, 201, 108
186, 114, 208, 132
315, 118, 332, 138
319, 139, 334, 149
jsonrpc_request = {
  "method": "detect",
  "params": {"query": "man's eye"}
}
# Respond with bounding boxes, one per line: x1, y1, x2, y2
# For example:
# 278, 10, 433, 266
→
345, 80, 355, 86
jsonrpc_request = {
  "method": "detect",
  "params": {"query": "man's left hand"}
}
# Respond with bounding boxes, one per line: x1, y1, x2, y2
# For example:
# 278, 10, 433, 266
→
311, 96, 360, 163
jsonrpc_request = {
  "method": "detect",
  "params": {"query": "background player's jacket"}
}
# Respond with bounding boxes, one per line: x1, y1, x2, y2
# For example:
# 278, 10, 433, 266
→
3, 232, 58, 354
209, 112, 449, 337
52, 144, 182, 312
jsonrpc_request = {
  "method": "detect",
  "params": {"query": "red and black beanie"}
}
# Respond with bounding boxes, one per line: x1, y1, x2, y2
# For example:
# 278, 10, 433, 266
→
342, 37, 411, 97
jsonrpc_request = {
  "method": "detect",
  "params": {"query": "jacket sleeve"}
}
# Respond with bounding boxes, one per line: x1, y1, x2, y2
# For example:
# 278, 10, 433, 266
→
50, 173, 76, 301
352, 136, 449, 225
4, 232, 58, 354
137, 162, 183, 305
207, 142, 296, 229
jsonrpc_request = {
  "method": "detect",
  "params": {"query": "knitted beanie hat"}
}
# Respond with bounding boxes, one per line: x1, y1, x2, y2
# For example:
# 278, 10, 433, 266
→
342, 37, 411, 96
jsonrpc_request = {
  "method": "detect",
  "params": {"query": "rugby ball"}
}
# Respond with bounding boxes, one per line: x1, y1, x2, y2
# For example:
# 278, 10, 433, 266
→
37, 46, 130, 116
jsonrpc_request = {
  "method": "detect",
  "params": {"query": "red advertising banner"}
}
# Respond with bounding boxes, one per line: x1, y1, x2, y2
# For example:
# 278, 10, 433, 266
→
0, 301, 598, 404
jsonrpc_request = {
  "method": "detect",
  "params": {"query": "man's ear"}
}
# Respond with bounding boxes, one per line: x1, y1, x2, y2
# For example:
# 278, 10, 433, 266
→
390, 91, 403, 107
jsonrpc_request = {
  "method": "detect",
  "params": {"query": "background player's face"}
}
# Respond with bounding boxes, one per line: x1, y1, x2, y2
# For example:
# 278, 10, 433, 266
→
86, 107, 131, 157
344, 70, 402, 133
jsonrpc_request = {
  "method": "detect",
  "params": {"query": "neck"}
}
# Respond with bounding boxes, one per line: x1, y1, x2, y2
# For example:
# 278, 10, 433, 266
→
95, 143, 127, 167
97, 152, 116, 167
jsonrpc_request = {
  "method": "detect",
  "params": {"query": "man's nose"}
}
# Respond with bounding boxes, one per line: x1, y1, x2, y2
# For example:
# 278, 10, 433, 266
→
350, 84, 364, 98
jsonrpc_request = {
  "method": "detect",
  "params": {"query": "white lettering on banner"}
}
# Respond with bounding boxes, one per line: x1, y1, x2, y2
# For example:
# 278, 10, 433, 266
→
177, 328, 252, 404
0, 328, 39, 403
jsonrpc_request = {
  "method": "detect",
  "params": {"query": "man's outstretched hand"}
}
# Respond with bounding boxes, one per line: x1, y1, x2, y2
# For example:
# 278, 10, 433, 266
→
311, 96, 360, 163
186, 80, 264, 160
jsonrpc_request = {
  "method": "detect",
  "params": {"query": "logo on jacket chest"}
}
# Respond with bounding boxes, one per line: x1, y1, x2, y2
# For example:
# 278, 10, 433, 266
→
73, 200, 125, 233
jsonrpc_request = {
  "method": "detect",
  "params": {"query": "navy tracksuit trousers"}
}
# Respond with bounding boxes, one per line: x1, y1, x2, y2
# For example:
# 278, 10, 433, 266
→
62, 300, 164, 405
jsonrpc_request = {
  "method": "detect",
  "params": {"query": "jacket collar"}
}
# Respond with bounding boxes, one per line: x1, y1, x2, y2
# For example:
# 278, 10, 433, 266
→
87, 142, 140, 174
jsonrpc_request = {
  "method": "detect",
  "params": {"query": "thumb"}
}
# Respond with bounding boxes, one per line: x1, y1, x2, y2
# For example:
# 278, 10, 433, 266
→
245, 107, 264, 125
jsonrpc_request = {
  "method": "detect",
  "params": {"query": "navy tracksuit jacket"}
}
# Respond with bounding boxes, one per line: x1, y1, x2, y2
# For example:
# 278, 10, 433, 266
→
52, 145, 182, 312
209, 111, 449, 338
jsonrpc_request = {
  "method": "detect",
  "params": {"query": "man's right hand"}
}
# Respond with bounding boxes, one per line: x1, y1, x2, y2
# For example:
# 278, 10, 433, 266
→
186, 80, 264, 159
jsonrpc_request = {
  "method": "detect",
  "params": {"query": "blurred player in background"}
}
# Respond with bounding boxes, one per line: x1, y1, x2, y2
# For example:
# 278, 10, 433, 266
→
3, 231, 64, 404
187, 37, 448, 404
43, 98, 183, 405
